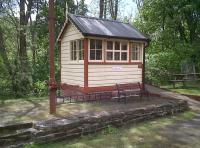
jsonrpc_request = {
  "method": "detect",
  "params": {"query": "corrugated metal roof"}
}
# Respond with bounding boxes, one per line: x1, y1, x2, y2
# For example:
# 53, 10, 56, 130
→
57, 14, 149, 42
69, 14, 149, 41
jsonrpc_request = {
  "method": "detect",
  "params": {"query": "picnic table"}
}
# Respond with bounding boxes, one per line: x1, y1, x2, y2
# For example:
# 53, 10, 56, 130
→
170, 73, 200, 88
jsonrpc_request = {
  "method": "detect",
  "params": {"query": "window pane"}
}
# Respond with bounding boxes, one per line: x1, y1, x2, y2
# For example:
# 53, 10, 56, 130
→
79, 40, 83, 50
73, 49, 77, 60
90, 39, 95, 49
132, 51, 138, 60
122, 43, 127, 50
115, 42, 120, 50
96, 40, 102, 49
70, 42, 73, 60
121, 52, 127, 61
79, 50, 84, 60
114, 52, 120, 60
96, 50, 102, 60
78, 40, 84, 60
90, 50, 95, 60
107, 41, 113, 50
107, 52, 113, 60
74, 41, 77, 60
132, 43, 142, 60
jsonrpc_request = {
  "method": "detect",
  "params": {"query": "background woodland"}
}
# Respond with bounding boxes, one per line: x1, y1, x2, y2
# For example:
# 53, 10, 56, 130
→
0, 0, 200, 97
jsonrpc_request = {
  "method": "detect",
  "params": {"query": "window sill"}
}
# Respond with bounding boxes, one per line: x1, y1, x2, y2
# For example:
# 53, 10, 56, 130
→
88, 61, 142, 65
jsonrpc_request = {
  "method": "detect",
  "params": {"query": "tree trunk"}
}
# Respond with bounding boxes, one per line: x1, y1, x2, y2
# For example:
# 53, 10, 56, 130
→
104, 0, 107, 18
99, 0, 104, 18
19, 0, 32, 95
109, 0, 118, 20
114, 0, 118, 20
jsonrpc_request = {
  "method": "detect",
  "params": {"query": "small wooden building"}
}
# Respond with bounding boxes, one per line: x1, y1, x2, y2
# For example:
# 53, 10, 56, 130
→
57, 14, 149, 95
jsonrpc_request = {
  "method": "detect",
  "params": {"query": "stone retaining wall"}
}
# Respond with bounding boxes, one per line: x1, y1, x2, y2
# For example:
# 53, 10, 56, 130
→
0, 99, 188, 148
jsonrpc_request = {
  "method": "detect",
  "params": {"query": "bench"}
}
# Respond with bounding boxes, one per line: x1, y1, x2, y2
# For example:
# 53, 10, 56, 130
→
170, 73, 200, 88
116, 82, 149, 103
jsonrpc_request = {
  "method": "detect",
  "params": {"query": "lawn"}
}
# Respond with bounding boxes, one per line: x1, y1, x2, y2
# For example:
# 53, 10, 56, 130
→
161, 82, 200, 96
0, 96, 171, 125
0, 97, 104, 125
25, 111, 198, 148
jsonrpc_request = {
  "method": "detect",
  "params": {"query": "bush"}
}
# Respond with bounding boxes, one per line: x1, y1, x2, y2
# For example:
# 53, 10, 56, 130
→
32, 81, 48, 97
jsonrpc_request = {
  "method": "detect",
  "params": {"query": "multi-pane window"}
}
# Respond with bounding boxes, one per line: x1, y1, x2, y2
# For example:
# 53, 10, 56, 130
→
131, 43, 142, 61
106, 41, 128, 61
70, 39, 84, 61
90, 39, 103, 61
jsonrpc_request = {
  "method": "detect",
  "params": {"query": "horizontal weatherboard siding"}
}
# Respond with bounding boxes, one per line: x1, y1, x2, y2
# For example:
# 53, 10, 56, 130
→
88, 65, 142, 87
61, 22, 84, 87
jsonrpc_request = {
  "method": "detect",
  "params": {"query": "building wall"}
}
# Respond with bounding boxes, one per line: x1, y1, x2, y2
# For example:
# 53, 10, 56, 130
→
61, 22, 84, 86
88, 64, 142, 87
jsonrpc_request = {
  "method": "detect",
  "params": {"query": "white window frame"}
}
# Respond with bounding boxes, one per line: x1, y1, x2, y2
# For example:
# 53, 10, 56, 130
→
89, 39, 104, 62
131, 42, 143, 62
106, 40, 129, 62
70, 39, 84, 63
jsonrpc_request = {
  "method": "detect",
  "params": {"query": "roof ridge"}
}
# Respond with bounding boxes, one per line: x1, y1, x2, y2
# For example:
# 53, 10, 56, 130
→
69, 13, 128, 24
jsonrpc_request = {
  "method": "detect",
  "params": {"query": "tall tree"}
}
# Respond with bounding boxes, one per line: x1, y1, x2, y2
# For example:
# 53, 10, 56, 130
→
109, 0, 119, 20
99, 0, 104, 18
19, 0, 33, 94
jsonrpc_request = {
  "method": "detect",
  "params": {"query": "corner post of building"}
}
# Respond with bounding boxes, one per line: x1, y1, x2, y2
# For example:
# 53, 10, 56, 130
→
84, 38, 89, 93
48, 0, 57, 114
142, 43, 146, 91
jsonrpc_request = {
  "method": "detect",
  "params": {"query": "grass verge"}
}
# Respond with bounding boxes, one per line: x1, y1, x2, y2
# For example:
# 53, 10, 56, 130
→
25, 111, 197, 148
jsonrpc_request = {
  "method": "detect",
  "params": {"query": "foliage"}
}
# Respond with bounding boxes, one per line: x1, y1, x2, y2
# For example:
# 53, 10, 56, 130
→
134, 0, 200, 85
101, 125, 118, 135
0, 0, 86, 98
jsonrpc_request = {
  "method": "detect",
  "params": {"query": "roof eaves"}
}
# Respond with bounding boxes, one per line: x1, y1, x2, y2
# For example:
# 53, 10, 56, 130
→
127, 23, 150, 41
57, 21, 68, 42
84, 33, 149, 41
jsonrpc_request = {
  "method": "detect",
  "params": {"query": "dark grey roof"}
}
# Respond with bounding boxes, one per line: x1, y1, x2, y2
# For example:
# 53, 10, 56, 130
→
68, 14, 149, 41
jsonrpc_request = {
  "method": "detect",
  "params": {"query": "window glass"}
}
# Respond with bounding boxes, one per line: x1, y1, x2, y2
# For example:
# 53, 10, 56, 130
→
121, 43, 127, 50
132, 43, 142, 61
70, 42, 73, 60
107, 41, 113, 50
96, 40, 102, 49
96, 50, 102, 60
90, 50, 95, 60
89, 39, 103, 61
74, 41, 77, 60
121, 52, 127, 61
106, 41, 128, 61
115, 42, 120, 50
114, 52, 120, 60
107, 52, 113, 60
78, 40, 84, 60
70, 39, 83, 61
90, 39, 95, 49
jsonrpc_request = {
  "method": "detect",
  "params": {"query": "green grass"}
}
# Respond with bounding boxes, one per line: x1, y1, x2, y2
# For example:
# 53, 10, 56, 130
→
162, 82, 200, 96
25, 111, 197, 148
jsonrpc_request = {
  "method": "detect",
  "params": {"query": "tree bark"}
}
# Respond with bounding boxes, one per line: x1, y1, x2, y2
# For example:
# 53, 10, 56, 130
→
114, 0, 118, 20
104, 0, 107, 18
99, 0, 104, 18
109, 0, 118, 20
19, 0, 33, 94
